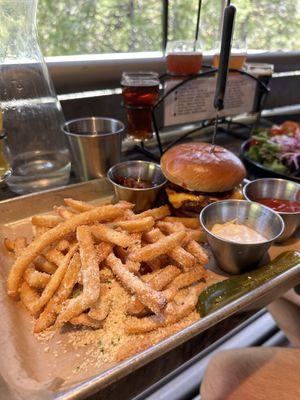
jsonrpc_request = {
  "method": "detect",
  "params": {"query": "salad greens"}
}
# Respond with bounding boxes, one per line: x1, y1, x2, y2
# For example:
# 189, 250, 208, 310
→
246, 124, 300, 175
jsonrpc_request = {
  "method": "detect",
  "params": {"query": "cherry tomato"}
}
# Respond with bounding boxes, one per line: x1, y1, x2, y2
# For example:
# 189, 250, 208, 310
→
269, 126, 284, 136
251, 138, 259, 145
280, 121, 299, 134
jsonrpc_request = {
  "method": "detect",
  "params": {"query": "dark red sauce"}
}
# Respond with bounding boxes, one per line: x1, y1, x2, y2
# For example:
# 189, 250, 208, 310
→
115, 175, 155, 189
256, 198, 300, 213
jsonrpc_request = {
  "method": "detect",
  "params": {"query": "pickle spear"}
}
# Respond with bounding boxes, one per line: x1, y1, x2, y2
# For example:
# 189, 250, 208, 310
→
197, 251, 300, 317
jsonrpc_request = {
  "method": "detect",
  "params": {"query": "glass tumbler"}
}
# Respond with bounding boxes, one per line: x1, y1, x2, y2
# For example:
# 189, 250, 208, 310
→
121, 72, 159, 142
0, 0, 71, 194
166, 40, 203, 76
213, 39, 247, 70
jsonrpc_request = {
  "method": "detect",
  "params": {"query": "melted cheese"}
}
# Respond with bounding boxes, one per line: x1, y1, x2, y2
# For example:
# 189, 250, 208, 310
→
230, 188, 244, 199
166, 187, 244, 209
166, 188, 204, 209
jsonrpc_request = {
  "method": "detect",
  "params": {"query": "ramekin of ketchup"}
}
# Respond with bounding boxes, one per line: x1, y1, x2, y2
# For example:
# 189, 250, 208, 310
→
255, 198, 300, 213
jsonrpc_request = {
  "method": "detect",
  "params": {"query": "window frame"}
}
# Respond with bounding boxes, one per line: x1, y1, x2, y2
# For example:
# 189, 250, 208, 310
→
47, 51, 300, 95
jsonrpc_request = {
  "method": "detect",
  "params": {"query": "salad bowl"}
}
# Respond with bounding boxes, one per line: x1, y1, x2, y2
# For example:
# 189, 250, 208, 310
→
241, 121, 300, 182
241, 139, 300, 183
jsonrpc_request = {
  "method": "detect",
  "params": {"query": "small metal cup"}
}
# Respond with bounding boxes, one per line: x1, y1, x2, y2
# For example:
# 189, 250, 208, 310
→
243, 178, 300, 242
200, 200, 284, 274
62, 117, 125, 181
107, 160, 166, 213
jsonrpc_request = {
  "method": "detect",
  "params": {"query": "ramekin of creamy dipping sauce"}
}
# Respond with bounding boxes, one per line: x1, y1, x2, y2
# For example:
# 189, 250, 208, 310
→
200, 200, 284, 274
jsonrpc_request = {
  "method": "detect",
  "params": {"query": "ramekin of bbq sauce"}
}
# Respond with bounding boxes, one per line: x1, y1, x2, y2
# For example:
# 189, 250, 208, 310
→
243, 178, 300, 242
114, 175, 157, 189
107, 160, 167, 212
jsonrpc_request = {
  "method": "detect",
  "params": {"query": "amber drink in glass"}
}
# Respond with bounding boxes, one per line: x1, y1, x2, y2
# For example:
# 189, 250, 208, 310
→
121, 72, 159, 141
166, 40, 203, 75
213, 40, 247, 70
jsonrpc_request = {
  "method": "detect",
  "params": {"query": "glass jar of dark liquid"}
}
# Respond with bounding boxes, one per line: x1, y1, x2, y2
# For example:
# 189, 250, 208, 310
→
121, 72, 159, 141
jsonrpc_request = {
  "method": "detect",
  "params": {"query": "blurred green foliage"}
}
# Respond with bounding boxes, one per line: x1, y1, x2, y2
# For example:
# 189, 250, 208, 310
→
36, 0, 300, 56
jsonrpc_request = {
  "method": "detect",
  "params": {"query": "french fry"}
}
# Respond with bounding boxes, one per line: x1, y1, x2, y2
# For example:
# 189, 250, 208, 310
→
156, 221, 200, 244
55, 239, 70, 252
64, 198, 94, 212
117, 312, 199, 362
167, 264, 206, 290
127, 265, 181, 316
129, 231, 186, 262
143, 228, 195, 271
99, 267, 114, 283
54, 206, 76, 220
55, 226, 101, 325
144, 265, 181, 290
33, 225, 50, 238
88, 285, 110, 321
34, 256, 57, 274
70, 313, 103, 329
91, 224, 137, 248
106, 253, 167, 314
163, 216, 200, 229
31, 214, 63, 228
185, 241, 209, 265
116, 217, 154, 233
43, 248, 65, 266
126, 232, 142, 273
34, 252, 81, 333
30, 244, 79, 314
189, 229, 206, 243
12, 236, 52, 289
19, 282, 40, 316
125, 282, 205, 334
4, 238, 15, 252
14, 236, 27, 255
122, 209, 135, 220
128, 264, 206, 317
142, 228, 162, 243
125, 261, 141, 273
24, 267, 50, 289
145, 257, 166, 271
133, 205, 170, 220
95, 242, 113, 263
7, 203, 130, 298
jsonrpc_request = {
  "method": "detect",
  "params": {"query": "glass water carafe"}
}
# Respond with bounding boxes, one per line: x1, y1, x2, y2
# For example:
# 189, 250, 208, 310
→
0, 0, 70, 194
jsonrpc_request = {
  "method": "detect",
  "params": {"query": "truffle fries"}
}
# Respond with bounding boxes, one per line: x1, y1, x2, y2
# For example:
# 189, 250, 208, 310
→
125, 282, 205, 334
129, 231, 186, 262
143, 228, 196, 271
127, 265, 181, 316
34, 253, 81, 333
106, 253, 167, 314
5, 199, 210, 336
7, 202, 132, 298
115, 217, 154, 233
55, 226, 101, 326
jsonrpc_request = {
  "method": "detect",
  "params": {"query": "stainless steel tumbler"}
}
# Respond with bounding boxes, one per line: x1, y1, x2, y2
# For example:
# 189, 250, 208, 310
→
63, 117, 124, 181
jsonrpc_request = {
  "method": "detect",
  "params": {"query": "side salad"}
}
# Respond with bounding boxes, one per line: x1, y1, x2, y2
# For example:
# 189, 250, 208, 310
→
246, 121, 300, 175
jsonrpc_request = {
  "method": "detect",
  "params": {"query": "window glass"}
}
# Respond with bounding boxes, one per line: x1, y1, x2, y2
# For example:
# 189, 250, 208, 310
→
37, 0, 300, 56
37, 0, 162, 56
168, 0, 300, 52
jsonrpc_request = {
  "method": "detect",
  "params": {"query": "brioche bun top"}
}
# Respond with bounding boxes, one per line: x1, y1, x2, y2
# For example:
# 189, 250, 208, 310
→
160, 142, 246, 192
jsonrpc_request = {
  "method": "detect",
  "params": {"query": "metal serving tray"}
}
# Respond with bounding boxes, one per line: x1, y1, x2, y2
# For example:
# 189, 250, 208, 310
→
1, 178, 299, 400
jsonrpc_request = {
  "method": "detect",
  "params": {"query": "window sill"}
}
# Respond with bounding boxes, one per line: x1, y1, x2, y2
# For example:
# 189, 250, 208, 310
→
47, 51, 300, 94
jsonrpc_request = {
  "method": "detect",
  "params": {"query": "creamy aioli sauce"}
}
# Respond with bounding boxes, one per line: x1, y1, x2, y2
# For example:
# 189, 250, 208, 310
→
211, 220, 267, 244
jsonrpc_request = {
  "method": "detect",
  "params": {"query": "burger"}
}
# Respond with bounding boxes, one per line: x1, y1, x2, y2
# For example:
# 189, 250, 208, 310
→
160, 142, 246, 217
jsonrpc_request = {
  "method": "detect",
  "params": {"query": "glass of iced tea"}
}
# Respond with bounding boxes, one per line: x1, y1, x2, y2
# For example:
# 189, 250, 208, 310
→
213, 40, 247, 70
166, 40, 203, 76
121, 72, 159, 142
